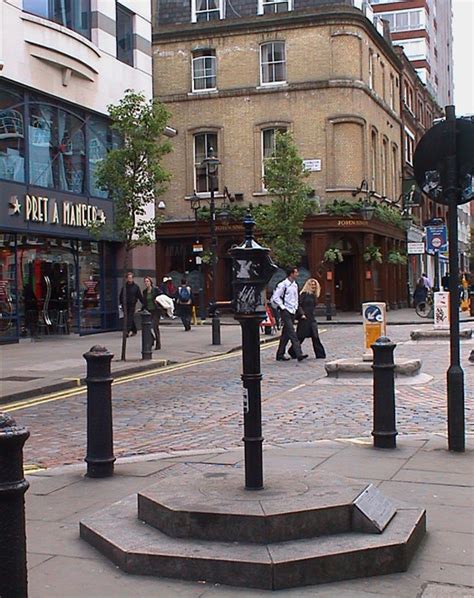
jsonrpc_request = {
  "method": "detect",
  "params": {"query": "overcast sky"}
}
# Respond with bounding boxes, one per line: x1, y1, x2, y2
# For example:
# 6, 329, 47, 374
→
452, 0, 474, 115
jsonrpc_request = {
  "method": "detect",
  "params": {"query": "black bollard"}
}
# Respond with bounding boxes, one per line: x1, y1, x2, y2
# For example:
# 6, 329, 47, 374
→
371, 337, 397, 449
325, 292, 332, 321
141, 309, 153, 360
212, 311, 221, 345
230, 211, 277, 490
84, 346, 116, 478
0, 413, 30, 597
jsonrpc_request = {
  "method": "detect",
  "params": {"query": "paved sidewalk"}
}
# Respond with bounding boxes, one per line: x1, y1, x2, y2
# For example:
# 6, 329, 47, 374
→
2, 308, 472, 404
25, 433, 473, 597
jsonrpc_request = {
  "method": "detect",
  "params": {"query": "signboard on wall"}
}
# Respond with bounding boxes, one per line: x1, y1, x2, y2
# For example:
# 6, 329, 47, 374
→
407, 242, 425, 255
303, 159, 322, 172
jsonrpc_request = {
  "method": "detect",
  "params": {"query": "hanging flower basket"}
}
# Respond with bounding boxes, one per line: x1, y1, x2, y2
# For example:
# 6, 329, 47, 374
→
387, 250, 407, 265
323, 247, 344, 263
363, 245, 383, 264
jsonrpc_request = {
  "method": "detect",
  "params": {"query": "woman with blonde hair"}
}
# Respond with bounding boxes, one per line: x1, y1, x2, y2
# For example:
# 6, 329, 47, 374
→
289, 277, 326, 359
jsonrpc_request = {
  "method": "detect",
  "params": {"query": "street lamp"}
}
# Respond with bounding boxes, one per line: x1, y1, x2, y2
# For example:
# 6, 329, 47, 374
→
190, 192, 207, 322
352, 179, 376, 220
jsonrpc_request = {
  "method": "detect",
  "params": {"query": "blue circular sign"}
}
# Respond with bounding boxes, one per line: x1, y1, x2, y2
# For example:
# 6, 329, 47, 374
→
364, 305, 383, 323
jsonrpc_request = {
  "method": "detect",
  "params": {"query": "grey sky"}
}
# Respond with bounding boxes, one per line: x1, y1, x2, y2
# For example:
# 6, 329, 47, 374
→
453, 0, 474, 115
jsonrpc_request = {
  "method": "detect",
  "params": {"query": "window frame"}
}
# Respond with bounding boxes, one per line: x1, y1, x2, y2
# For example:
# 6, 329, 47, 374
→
259, 41, 287, 87
404, 127, 415, 166
191, 0, 225, 23
191, 51, 217, 93
22, 0, 91, 40
193, 131, 219, 194
257, 0, 293, 15
261, 126, 287, 190
116, 3, 134, 67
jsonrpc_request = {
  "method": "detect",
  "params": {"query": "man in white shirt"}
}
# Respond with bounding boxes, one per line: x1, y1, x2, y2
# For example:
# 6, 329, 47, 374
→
271, 267, 308, 362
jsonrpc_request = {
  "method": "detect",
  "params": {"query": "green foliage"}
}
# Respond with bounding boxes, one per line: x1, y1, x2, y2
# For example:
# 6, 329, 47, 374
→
363, 245, 383, 263
200, 249, 214, 265
325, 199, 357, 216
373, 204, 403, 228
253, 131, 316, 268
387, 250, 408, 265
197, 203, 248, 222
95, 89, 172, 250
323, 247, 344, 263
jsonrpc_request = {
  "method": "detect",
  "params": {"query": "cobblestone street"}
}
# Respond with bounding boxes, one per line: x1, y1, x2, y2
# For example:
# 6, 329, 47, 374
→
9, 323, 474, 468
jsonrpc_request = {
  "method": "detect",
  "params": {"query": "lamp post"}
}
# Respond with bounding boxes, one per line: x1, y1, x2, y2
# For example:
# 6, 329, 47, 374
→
190, 193, 207, 321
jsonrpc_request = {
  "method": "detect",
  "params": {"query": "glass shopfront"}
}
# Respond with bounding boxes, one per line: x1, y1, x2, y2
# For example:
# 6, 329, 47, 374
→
0, 233, 118, 343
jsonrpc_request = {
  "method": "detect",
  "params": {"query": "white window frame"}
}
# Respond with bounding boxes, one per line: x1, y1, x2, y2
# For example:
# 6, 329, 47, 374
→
368, 49, 374, 90
260, 41, 286, 86
261, 126, 287, 190
192, 52, 217, 93
191, 0, 225, 23
404, 127, 415, 165
257, 0, 293, 15
379, 9, 426, 32
194, 132, 218, 194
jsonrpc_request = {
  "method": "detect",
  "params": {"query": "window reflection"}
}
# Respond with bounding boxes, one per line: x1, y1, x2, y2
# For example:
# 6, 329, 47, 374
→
0, 85, 25, 182
23, 0, 91, 40
28, 103, 85, 193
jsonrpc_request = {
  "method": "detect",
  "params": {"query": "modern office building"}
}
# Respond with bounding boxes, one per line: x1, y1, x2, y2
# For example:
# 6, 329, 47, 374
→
0, 0, 153, 342
369, 0, 454, 108
153, 0, 411, 311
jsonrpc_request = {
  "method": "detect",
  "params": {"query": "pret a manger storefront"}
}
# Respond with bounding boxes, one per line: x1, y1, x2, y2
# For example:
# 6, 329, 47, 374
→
0, 185, 118, 344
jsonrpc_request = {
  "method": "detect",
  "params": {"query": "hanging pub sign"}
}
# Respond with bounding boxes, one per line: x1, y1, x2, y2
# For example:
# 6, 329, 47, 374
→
413, 117, 474, 205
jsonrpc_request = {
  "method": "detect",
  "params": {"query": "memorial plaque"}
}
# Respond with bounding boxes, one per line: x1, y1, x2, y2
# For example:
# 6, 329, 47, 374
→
352, 484, 397, 534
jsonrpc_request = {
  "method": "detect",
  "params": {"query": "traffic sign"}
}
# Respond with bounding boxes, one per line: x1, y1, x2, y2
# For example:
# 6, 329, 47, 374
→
425, 223, 447, 254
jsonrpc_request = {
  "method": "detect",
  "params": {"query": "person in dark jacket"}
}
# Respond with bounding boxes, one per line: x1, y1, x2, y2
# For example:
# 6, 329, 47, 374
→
413, 278, 428, 307
289, 278, 326, 359
119, 271, 143, 336
142, 276, 162, 349
176, 277, 193, 331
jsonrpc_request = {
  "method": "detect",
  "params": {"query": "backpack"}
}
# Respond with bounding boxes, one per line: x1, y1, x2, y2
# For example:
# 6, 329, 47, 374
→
178, 286, 191, 303
270, 281, 288, 310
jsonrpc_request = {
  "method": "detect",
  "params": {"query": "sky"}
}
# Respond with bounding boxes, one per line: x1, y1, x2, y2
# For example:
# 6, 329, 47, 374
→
452, 0, 474, 115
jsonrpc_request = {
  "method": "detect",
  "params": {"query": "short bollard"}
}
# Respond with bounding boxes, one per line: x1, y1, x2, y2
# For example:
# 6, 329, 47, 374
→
325, 292, 332, 321
84, 346, 116, 478
371, 337, 397, 449
0, 413, 30, 597
141, 309, 153, 360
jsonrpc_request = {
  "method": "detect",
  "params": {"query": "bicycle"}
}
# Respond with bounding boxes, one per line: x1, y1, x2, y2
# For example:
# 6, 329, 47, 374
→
415, 293, 434, 318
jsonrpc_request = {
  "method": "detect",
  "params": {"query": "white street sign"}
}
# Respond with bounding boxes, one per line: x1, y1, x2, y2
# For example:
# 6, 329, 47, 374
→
303, 159, 322, 172
407, 242, 425, 255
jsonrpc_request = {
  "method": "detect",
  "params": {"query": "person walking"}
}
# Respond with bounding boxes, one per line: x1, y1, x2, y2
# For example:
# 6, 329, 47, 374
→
142, 276, 162, 350
176, 277, 193, 331
119, 271, 143, 336
289, 278, 326, 359
271, 266, 308, 362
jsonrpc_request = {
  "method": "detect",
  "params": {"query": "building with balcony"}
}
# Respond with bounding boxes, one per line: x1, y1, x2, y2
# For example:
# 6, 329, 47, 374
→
369, 0, 454, 108
0, 0, 152, 342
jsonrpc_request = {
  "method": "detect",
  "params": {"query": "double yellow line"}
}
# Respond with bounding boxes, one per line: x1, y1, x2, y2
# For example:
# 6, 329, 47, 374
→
4, 340, 280, 413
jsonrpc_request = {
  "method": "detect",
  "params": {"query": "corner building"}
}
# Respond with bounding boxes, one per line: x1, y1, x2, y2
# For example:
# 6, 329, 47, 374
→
0, 0, 152, 342
154, 0, 409, 312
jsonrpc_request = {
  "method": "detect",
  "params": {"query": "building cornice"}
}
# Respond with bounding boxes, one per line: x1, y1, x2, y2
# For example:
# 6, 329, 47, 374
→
153, 6, 402, 71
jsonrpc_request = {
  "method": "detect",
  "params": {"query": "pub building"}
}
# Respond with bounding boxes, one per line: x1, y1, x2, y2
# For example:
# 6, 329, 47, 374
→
0, 81, 119, 343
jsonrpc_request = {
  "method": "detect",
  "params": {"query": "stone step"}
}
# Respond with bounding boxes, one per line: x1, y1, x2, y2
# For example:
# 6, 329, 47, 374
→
80, 495, 426, 590
325, 358, 421, 378
137, 474, 367, 543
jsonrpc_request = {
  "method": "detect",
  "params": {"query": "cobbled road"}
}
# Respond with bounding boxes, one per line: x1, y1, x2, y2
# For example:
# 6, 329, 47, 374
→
11, 324, 473, 468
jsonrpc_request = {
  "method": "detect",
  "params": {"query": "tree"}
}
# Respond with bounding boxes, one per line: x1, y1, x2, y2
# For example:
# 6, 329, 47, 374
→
254, 131, 317, 268
95, 89, 172, 360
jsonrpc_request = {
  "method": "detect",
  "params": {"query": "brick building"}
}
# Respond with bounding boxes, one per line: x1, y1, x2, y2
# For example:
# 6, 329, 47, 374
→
153, 0, 412, 311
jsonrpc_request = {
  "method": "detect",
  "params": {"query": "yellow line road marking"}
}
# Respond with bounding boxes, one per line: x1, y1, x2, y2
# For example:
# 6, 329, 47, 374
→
5, 341, 281, 413
24, 464, 46, 474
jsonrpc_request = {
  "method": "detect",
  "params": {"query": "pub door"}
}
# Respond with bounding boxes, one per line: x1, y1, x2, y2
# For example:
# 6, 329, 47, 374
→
334, 255, 359, 311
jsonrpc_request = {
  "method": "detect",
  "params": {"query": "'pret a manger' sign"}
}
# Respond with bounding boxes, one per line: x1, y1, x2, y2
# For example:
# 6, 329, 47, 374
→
8, 194, 106, 228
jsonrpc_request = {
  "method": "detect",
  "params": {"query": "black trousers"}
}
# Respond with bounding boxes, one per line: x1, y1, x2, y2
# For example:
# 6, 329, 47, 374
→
179, 304, 192, 330
276, 309, 303, 359
151, 309, 161, 349
124, 303, 137, 334
290, 321, 326, 359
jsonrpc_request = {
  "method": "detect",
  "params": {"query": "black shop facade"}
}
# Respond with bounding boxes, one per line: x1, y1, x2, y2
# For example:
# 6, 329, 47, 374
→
0, 181, 118, 343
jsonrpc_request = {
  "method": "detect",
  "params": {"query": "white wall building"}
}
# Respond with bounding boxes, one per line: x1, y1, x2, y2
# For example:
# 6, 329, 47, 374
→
0, 0, 153, 341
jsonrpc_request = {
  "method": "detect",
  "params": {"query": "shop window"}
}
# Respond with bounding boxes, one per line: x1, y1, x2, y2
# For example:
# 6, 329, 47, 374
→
192, 0, 224, 23
194, 132, 218, 193
261, 127, 287, 189
192, 50, 217, 92
28, 102, 85, 193
116, 4, 134, 66
258, 0, 293, 15
0, 234, 18, 341
23, 0, 91, 40
0, 84, 25, 183
260, 41, 286, 86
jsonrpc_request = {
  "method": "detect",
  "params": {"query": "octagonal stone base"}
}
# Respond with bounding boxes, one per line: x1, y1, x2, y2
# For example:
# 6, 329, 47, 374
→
80, 470, 426, 590
325, 358, 421, 379
410, 328, 472, 340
